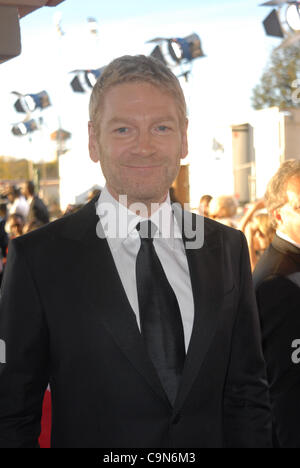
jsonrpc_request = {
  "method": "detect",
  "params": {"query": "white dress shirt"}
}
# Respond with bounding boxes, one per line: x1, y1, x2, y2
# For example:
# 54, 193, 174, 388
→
276, 231, 300, 249
8, 196, 29, 220
96, 186, 195, 352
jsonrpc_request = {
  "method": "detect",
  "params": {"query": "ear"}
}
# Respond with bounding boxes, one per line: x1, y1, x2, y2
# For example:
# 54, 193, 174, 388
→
273, 208, 283, 227
88, 121, 100, 163
180, 118, 189, 160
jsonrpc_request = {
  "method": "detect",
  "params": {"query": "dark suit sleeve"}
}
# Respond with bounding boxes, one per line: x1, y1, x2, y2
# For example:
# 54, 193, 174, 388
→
30, 198, 49, 225
256, 277, 300, 448
223, 232, 272, 448
0, 239, 50, 448
0, 222, 8, 258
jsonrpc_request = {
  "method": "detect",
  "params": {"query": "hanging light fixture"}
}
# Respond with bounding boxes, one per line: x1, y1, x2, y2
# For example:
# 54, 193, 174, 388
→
260, 1, 300, 41
148, 33, 205, 68
11, 119, 38, 136
70, 67, 105, 93
262, 9, 285, 37
13, 90, 51, 113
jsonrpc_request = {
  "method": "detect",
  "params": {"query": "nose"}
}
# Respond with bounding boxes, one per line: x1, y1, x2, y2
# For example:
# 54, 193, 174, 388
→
132, 128, 155, 157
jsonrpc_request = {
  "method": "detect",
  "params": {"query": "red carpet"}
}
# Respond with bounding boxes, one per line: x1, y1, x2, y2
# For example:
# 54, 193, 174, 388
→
39, 389, 52, 448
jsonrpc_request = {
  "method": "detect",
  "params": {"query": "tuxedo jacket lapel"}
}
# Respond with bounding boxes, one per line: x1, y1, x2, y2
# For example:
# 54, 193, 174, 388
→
172, 208, 231, 412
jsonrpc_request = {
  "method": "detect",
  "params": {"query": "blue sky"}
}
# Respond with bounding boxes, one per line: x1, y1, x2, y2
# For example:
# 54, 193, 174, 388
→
20, 0, 265, 25
0, 0, 279, 163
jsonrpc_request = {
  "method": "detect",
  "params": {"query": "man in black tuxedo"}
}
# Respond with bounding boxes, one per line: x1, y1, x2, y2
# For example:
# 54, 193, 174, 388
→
0, 55, 271, 448
253, 160, 300, 448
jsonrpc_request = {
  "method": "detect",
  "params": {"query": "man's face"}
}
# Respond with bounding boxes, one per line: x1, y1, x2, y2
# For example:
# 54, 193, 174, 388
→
88, 81, 188, 207
277, 176, 300, 244
21, 183, 29, 199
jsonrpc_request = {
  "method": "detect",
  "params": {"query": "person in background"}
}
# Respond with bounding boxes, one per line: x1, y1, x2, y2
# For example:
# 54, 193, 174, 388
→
253, 159, 300, 448
208, 195, 238, 228
6, 185, 29, 220
239, 199, 275, 271
199, 194, 212, 217
5, 213, 25, 240
0, 204, 8, 257
0, 204, 9, 287
22, 181, 49, 226
87, 188, 102, 203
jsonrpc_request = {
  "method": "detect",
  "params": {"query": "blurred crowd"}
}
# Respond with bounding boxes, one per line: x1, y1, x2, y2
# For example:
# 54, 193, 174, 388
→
0, 182, 101, 286
199, 192, 276, 271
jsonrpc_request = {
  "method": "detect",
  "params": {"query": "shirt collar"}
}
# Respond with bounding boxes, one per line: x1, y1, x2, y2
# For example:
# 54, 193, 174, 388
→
96, 185, 181, 252
276, 231, 300, 249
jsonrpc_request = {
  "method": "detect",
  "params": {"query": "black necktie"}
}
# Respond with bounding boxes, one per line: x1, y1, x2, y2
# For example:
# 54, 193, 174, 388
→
136, 220, 186, 405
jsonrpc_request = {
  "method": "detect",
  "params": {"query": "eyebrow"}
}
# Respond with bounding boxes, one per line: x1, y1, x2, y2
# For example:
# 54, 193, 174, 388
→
106, 116, 178, 126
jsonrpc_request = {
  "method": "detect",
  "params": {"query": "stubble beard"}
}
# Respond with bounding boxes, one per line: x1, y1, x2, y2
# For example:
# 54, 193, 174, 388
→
102, 160, 180, 213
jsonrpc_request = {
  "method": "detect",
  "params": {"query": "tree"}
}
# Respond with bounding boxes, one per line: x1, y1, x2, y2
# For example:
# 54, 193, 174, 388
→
251, 44, 300, 110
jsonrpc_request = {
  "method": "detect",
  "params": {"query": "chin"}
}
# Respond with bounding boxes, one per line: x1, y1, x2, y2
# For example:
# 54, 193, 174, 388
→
129, 191, 164, 204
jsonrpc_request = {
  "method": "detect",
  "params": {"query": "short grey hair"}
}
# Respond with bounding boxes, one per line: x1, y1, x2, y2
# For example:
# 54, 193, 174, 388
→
89, 55, 187, 135
265, 159, 300, 228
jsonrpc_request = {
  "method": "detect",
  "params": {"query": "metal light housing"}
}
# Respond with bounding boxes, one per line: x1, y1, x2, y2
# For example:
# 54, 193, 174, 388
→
70, 67, 105, 93
11, 119, 38, 136
14, 90, 51, 113
149, 33, 205, 68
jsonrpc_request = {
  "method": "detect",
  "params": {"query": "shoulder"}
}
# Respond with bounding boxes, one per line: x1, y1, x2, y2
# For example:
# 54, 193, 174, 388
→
203, 214, 241, 238
13, 200, 97, 252
178, 208, 244, 253
253, 244, 298, 291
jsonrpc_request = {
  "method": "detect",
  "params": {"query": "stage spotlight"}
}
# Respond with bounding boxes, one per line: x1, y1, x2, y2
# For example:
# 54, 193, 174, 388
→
70, 73, 86, 93
85, 68, 104, 87
286, 3, 300, 31
263, 8, 285, 37
150, 45, 168, 65
13, 91, 51, 113
168, 34, 205, 63
11, 119, 38, 136
260, 1, 300, 41
148, 33, 205, 68
14, 96, 28, 113
70, 67, 105, 92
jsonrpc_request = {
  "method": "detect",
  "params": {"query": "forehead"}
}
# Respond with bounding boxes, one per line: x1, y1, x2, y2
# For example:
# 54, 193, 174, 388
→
100, 81, 180, 121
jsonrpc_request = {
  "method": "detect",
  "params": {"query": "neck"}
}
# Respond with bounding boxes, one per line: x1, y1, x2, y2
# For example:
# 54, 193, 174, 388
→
106, 185, 168, 218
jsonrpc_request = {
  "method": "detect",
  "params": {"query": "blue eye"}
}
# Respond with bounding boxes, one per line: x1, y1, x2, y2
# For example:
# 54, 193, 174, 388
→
116, 127, 128, 134
155, 125, 171, 133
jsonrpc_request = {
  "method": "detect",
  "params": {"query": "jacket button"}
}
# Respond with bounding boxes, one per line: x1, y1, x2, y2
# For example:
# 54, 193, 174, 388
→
172, 413, 181, 425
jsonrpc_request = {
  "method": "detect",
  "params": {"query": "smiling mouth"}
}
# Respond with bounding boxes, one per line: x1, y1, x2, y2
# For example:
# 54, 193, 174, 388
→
123, 165, 161, 169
